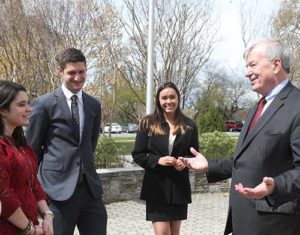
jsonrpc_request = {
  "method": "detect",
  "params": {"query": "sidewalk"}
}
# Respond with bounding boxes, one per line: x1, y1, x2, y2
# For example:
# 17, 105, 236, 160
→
74, 192, 229, 235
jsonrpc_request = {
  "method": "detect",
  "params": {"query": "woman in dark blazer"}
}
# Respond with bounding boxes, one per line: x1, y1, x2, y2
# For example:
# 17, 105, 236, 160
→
132, 82, 199, 235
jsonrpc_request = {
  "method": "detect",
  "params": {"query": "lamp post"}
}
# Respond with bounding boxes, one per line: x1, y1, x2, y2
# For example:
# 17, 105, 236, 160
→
146, 0, 154, 114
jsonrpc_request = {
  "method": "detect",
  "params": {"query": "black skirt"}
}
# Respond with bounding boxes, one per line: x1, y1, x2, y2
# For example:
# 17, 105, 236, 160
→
146, 201, 188, 222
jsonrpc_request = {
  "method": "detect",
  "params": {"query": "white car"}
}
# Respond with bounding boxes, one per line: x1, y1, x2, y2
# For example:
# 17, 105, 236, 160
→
103, 123, 122, 134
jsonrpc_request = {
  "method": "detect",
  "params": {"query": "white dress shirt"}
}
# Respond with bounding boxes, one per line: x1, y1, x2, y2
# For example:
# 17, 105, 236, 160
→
61, 84, 85, 140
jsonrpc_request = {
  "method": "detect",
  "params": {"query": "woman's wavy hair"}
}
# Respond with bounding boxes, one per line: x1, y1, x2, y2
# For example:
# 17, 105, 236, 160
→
140, 82, 189, 135
0, 80, 27, 147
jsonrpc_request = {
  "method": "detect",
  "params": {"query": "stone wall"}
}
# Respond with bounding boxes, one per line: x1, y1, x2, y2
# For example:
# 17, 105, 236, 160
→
97, 167, 230, 204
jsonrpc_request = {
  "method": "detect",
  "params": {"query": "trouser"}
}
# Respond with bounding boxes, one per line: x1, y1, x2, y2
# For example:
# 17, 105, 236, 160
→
49, 178, 107, 235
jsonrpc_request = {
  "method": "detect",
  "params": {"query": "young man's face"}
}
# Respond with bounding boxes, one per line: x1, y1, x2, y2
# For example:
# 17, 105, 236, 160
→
59, 62, 87, 94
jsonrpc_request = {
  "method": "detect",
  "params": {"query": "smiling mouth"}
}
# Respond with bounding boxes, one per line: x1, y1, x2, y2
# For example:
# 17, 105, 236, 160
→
250, 77, 258, 83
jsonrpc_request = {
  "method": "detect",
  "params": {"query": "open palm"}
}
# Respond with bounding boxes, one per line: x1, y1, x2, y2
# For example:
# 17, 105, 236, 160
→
179, 147, 208, 171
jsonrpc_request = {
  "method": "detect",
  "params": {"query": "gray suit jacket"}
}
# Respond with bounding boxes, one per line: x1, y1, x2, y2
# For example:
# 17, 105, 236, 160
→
207, 82, 300, 235
26, 87, 103, 201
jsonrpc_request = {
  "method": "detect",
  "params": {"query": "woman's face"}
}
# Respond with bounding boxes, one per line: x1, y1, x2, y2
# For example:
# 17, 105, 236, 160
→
159, 87, 179, 116
0, 91, 31, 131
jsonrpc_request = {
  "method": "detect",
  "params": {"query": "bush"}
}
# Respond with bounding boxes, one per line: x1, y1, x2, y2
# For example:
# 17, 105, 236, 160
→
95, 132, 237, 168
115, 141, 135, 155
197, 107, 225, 133
200, 131, 237, 160
94, 135, 122, 168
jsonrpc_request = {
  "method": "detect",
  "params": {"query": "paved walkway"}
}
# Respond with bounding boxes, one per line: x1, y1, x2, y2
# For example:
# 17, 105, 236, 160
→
74, 192, 229, 235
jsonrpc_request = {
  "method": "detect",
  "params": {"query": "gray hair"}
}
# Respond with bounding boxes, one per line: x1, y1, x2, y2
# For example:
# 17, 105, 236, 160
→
244, 39, 291, 74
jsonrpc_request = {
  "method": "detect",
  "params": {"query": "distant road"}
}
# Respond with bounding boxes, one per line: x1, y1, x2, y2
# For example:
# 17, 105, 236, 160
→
101, 133, 136, 138
225, 131, 240, 138
102, 132, 239, 138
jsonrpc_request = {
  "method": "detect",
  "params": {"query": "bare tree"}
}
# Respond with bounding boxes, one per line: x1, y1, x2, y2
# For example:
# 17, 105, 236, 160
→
238, 0, 273, 49
192, 63, 251, 121
112, 0, 218, 110
0, 0, 121, 102
271, 0, 300, 84
0, 2, 62, 97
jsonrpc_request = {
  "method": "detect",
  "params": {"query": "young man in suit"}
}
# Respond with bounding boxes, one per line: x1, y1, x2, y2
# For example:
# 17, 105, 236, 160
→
180, 39, 300, 235
26, 48, 107, 235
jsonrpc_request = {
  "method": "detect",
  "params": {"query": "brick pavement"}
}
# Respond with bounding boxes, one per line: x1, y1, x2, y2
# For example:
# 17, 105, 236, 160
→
74, 192, 229, 235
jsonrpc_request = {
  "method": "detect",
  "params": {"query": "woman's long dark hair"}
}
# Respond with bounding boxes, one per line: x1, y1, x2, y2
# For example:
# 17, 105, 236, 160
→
140, 82, 189, 135
0, 80, 27, 147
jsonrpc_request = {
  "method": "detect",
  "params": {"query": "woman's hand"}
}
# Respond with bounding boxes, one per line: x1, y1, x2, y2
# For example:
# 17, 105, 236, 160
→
42, 215, 54, 235
174, 159, 185, 171
29, 225, 44, 235
158, 156, 177, 166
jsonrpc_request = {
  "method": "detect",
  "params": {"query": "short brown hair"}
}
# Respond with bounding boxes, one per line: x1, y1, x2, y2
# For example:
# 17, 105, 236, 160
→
55, 48, 86, 69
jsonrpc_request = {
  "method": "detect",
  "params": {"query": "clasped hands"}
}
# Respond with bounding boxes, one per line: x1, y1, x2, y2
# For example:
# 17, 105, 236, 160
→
178, 147, 275, 200
158, 156, 186, 171
32, 216, 53, 235
30, 216, 53, 235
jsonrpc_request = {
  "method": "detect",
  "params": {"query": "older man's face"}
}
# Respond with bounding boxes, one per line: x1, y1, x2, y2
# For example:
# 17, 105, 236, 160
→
245, 45, 278, 96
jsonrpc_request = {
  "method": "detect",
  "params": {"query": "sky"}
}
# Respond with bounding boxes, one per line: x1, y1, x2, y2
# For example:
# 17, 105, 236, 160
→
114, 0, 282, 78
213, 0, 281, 75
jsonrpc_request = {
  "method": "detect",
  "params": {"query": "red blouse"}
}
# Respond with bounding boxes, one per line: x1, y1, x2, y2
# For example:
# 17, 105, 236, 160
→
0, 136, 47, 234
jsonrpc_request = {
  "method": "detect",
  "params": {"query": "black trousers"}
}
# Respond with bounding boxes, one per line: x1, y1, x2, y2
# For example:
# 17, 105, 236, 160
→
49, 179, 107, 235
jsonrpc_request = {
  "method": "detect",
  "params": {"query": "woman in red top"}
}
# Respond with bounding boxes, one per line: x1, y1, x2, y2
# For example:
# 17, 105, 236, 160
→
0, 81, 53, 235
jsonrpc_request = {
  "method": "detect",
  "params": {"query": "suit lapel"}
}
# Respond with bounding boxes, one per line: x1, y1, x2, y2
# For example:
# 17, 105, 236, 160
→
55, 88, 73, 126
81, 93, 91, 140
235, 82, 294, 160
238, 106, 257, 146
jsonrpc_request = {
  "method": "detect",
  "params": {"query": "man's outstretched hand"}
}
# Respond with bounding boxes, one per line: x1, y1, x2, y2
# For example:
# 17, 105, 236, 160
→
178, 147, 208, 172
235, 177, 275, 199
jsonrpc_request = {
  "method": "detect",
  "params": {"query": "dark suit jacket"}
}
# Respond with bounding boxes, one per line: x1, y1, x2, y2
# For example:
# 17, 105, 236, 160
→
132, 116, 199, 204
207, 82, 300, 235
26, 87, 103, 201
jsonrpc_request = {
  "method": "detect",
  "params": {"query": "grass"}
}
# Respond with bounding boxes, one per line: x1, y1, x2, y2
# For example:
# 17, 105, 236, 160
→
113, 136, 135, 155
113, 136, 136, 142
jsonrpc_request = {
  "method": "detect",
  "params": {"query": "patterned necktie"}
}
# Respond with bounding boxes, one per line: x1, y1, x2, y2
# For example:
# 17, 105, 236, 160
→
248, 97, 266, 133
71, 95, 80, 140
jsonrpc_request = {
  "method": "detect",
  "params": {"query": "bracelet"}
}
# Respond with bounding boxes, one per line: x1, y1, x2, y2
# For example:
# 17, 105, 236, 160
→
21, 219, 33, 234
42, 209, 54, 219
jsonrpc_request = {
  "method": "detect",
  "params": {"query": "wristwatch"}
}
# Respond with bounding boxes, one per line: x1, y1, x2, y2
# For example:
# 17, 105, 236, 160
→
43, 209, 54, 218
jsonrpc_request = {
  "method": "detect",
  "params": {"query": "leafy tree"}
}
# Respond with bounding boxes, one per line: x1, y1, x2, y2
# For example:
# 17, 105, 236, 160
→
197, 106, 225, 133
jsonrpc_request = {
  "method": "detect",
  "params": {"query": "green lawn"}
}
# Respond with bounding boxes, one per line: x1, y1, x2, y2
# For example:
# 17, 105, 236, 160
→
113, 136, 135, 155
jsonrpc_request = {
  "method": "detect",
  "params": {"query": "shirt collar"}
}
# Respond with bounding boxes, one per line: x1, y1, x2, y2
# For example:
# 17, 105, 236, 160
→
265, 79, 289, 102
61, 84, 83, 104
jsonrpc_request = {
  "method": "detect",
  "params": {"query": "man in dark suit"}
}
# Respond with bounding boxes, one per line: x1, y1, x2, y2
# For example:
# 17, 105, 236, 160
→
180, 39, 300, 234
26, 48, 107, 235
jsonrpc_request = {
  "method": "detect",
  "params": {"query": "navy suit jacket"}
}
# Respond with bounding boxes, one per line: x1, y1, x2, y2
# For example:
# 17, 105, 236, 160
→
26, 87, 103, 201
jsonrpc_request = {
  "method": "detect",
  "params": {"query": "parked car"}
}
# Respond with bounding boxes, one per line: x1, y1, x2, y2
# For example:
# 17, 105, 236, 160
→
103, 123, 122, 134
224, 120, 243, 132
122, 123, 138, 133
